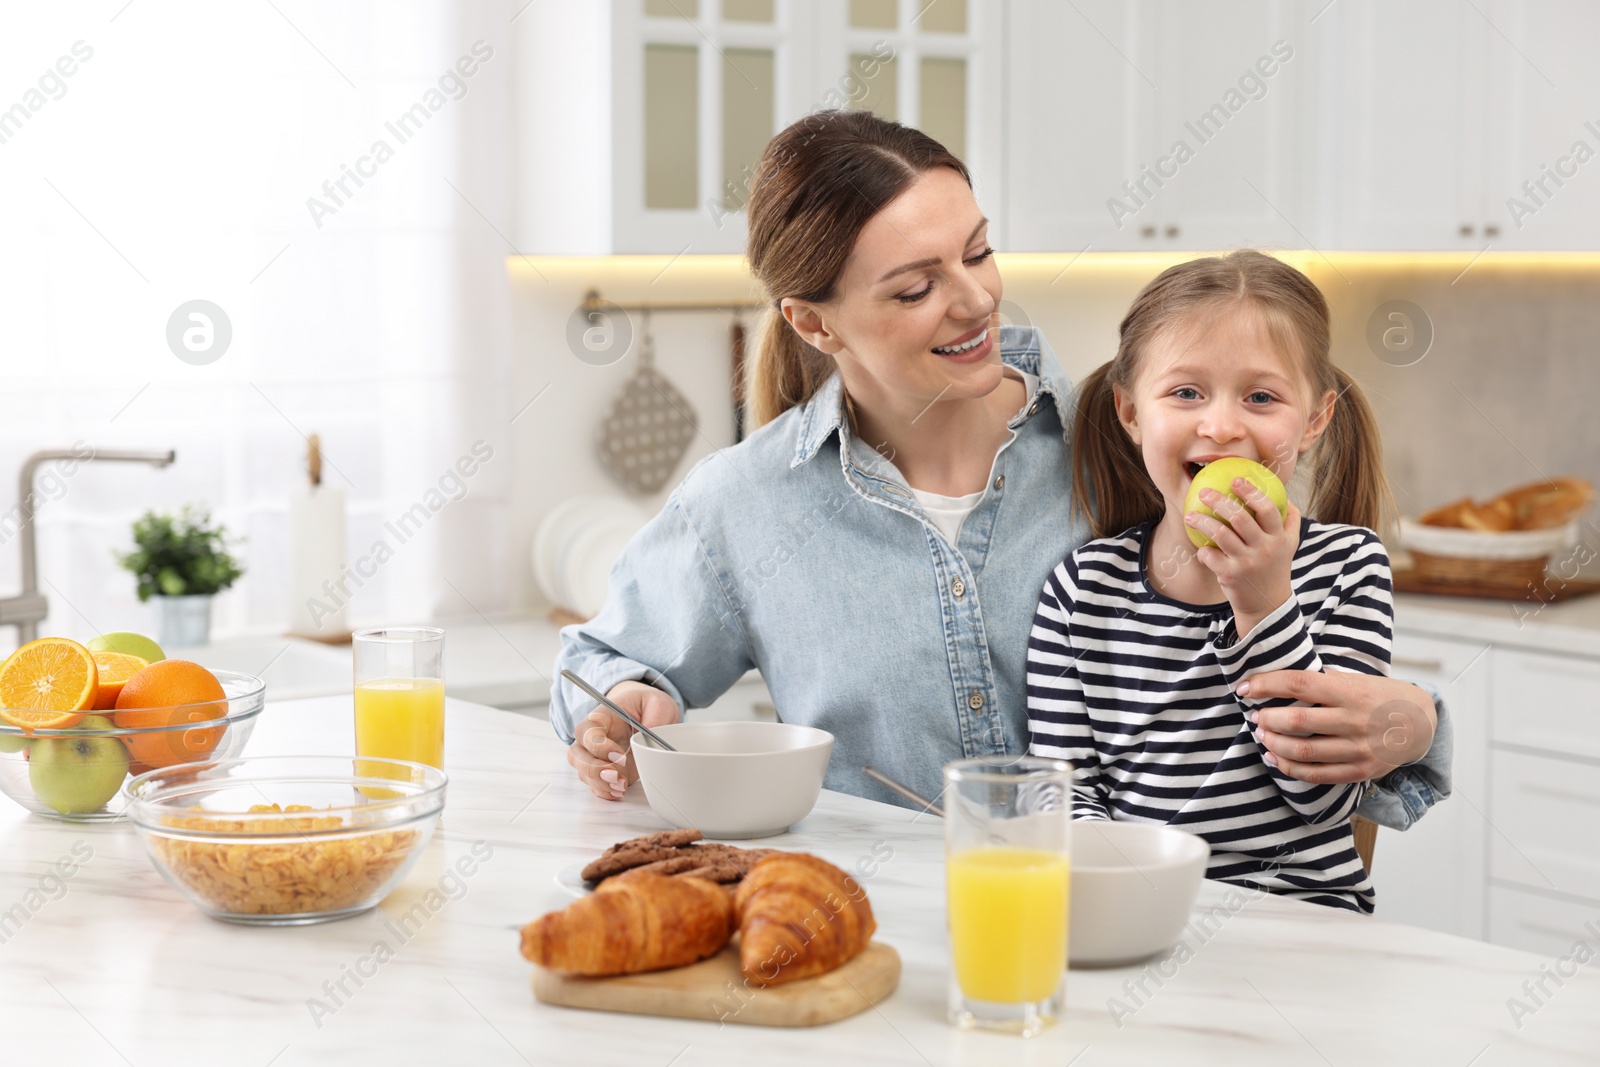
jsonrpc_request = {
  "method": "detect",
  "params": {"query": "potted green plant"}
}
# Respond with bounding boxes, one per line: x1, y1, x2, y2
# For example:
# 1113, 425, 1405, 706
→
115, 505, 245, 648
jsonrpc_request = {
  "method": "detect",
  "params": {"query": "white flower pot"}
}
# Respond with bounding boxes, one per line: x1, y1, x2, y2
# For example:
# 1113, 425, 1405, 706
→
156, 594, 213, 648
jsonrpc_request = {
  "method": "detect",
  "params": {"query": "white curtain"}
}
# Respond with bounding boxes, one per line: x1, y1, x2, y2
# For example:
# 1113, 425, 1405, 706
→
0, 0, 517, 654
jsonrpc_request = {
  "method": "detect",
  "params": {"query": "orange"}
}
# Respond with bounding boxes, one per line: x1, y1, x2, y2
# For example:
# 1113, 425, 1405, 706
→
0, 637, 98, 732
113, 660, 228, 768
91, 650, 149, 710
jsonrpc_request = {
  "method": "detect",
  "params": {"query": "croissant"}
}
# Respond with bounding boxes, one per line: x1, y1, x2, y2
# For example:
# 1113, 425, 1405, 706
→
520, 870, 733, 976
734, 852, 875, 988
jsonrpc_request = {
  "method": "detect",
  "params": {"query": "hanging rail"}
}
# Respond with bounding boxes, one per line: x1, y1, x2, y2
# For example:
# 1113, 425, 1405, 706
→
581, 288, 767, 314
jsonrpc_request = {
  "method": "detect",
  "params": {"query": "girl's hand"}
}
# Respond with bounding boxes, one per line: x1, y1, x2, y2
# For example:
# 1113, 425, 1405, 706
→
1186, 478, 1299, 638
1237, 671, 1437, 784
564, 680, 682, 801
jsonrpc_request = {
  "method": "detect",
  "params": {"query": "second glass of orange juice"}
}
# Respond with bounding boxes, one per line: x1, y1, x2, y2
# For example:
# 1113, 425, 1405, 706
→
353, 627, 445, 772
945, 756, 1072, 1037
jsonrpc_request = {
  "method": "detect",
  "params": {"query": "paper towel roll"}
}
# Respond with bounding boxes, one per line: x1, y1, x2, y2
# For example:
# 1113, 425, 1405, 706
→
288, 482, 348, 637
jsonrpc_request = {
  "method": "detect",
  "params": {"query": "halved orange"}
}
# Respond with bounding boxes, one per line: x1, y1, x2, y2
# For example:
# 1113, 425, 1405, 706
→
91, 650, 150, 710
0, 637, 99, 732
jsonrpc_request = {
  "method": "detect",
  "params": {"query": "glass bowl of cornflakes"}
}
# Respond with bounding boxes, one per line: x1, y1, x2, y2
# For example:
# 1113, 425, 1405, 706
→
124, 755, 447, 925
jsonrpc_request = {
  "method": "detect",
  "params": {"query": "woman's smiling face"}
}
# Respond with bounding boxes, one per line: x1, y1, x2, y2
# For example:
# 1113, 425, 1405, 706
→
781, 167, 1005, 412
1114, 305, 1336, 526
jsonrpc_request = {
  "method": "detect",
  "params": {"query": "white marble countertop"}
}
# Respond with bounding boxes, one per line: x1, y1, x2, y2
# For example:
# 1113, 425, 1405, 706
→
1, 696, 1596, 1066
1394, 590, 1600, 659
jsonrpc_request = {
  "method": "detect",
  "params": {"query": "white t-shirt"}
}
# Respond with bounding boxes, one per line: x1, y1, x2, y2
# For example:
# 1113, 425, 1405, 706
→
906, 369, 1040, 546
909, 485, 987, 545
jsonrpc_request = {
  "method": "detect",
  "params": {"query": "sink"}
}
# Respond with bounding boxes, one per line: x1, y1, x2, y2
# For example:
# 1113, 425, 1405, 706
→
170, 636, 352, 701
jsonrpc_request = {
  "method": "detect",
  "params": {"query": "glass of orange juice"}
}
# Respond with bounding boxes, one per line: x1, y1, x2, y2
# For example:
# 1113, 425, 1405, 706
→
353, 627, 445, 773
945, 756, 1072, 1036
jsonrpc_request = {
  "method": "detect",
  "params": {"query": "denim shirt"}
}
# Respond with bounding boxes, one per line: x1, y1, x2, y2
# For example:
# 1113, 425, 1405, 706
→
549, 325, 1452, 829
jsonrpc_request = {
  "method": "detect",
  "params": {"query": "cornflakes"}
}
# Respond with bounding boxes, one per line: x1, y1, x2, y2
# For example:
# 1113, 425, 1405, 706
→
150, 804, 420, 915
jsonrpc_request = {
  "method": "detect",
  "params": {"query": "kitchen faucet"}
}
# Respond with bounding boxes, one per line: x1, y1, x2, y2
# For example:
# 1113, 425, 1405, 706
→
0, 447, 176, 646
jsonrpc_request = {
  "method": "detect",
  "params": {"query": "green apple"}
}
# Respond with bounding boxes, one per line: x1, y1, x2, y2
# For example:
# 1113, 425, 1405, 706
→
1184, 457, 1289, 549
0, 734, 29, 754
28, 715, 130, 815
87, 631, 165, 664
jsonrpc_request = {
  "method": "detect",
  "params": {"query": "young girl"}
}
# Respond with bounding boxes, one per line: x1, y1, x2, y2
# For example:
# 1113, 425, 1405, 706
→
1026, 250, 1396, 913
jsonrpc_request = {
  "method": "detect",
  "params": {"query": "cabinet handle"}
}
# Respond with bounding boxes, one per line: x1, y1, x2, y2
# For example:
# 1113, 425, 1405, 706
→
1459, 223, 1474, 237
1484, 224, 1500, 237
1165, 224, 1180, 238
1141, 225, 1156, 239
1391, 655, 1444, 673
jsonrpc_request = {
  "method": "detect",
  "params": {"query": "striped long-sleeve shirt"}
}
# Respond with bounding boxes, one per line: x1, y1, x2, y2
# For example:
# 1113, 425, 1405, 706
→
1025, 517, 1393, 913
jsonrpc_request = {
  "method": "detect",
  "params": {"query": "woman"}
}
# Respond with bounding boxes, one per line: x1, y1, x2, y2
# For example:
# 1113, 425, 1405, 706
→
552, 111, 1449, 827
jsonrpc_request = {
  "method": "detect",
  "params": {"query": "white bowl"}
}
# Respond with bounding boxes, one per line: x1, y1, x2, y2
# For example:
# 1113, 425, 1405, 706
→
630, 721, 834, 839
1068, 820, 1210, 968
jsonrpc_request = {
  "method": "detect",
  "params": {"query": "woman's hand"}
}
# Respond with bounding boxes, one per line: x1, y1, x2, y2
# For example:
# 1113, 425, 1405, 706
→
1186, 479, 1299, 638
1237, 670, 1437, 785
564, 680, 682, 801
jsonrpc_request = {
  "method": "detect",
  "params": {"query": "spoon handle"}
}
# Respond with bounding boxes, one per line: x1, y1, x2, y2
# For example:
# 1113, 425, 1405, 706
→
864, 765, 944, 817
560, 670, 679, 752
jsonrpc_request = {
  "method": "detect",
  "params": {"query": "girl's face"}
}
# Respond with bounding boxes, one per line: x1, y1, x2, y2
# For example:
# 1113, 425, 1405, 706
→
780, 167, 1005, 413
1114, 307, 1336, 528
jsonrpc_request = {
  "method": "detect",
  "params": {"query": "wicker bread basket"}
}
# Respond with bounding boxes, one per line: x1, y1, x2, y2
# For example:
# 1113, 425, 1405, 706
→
1398, 519, 1580, 588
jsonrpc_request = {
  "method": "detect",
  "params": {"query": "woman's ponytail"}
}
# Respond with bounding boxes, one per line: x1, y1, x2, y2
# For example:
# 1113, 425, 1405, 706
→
746, 308, 835, 431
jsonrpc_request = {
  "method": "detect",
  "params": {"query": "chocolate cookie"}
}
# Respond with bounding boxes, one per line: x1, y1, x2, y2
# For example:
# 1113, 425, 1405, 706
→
629, 853, 709, 877
678, 862, 743, 884
582, 843, 698, 883
596, 829, 703, 858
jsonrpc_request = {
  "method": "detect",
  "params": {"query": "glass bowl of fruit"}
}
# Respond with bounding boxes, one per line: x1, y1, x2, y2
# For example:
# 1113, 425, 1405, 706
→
0, 635, 265, 822
124, 755, 446, 925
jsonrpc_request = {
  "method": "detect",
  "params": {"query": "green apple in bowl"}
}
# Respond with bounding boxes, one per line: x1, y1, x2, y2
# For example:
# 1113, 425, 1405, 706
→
1184, 457, 1289, 549
0, 734, 29, 754
28, 715, 130, 815
87, 632, 165, 664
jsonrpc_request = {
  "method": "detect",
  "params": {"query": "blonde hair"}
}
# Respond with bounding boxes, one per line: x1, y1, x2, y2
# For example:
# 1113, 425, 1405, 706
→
1071, 250, 1396, 541
743, 110, 970, 429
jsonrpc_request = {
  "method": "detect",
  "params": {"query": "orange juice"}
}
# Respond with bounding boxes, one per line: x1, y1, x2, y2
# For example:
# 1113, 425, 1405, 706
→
354, 678, 445, 769
947, 847, 1070, 1003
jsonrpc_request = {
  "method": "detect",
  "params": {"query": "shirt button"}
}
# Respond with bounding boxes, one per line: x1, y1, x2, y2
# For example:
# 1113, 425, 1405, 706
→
952, 577, 966, 599
968, 690, 984, 712
993, 475, 1005, 491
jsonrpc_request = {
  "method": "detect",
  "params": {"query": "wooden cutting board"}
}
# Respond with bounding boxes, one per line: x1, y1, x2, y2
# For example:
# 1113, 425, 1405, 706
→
532, 941, 900, 1027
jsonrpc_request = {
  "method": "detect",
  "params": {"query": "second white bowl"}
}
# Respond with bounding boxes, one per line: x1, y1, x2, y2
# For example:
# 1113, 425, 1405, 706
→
1068, 820, 1210, 968
631, 721, 833, 839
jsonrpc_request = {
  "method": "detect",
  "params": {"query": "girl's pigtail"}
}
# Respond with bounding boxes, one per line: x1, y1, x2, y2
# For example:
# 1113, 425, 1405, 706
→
1306, 365, 1398, 544
1071, 361, 1164, 539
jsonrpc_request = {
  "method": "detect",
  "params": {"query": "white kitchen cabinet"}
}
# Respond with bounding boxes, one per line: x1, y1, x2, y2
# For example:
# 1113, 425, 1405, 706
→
1004, 0, 1308, 252
1487, 883, 1600, 956
1001, 0, 1153, 251
1374, 631, 1491, 939
1002, 0, 1600, 251
1481, 0, 1600, 249
1489, 748, 1600, 902
1142, 1, 1308, 250
1379, 626, 1600, 947
1317, 0, 1496, 250
1491, 647, 1600, 762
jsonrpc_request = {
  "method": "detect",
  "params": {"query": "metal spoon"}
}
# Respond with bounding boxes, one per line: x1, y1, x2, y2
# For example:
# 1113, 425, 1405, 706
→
864, 765, 944, 817
560, 670, 678, 752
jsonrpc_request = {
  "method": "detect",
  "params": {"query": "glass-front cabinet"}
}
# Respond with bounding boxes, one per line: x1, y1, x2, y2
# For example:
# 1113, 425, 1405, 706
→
520, 0, 1001, 254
